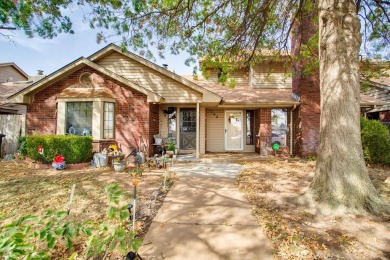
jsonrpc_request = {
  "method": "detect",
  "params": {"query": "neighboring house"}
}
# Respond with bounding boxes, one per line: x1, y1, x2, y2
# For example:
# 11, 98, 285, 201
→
0, 62, 29, 83
363, 76, 390, 129
0, 63, 31, 155
7, 44, 384, 158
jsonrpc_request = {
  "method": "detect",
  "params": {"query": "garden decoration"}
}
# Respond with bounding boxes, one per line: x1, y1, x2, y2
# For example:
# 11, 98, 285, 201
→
52, 155, 65, 170
66, 184, 76, 215
272, 142, 280, 151
127, 204, 133, 221
113, 157, 125, 172
272, 142, 280, 156
132, 179, 139, 233
109, 145, 125, 172
166, 139, 175, 157
163, 158, 169, 190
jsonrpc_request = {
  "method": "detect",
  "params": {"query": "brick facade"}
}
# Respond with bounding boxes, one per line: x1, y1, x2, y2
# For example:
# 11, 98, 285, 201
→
291, 11, 320, 157
26, 66, 156, 156
257, 108, 272, 155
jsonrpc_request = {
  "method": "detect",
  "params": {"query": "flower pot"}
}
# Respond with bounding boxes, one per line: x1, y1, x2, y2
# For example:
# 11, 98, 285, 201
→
52, 161, 66, 170
113, 161, 125, 172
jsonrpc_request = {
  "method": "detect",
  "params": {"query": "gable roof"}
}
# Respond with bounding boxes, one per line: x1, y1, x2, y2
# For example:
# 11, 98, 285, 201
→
0, 62, 29, 80
0, 81, 32, 104
362, 76, 390, 112
88, 44, 222, 103
8, 57, 163, 103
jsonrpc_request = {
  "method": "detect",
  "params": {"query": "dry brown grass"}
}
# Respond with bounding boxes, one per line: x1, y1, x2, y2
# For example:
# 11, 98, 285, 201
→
0, 159, 170, 239
237, 159, 390, 259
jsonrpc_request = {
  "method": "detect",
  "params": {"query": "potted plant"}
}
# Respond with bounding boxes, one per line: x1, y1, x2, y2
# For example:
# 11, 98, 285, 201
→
113, 157, 125, 172
166, 140, 175, 157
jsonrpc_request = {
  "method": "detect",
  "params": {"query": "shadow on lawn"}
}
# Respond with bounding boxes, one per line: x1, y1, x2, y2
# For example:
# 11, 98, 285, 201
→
237, 160, 390, 259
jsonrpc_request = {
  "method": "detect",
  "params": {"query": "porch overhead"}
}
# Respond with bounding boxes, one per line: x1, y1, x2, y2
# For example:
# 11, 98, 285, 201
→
193, 82, 299, 107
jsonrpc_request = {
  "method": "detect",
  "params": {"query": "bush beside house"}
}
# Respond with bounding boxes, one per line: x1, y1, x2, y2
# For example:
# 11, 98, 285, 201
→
361, 117, 390, 165
26, 135, 93, 164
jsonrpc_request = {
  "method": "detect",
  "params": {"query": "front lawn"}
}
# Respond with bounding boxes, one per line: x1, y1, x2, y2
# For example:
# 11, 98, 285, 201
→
0, 160, 172, 258
237, 159, 390, 259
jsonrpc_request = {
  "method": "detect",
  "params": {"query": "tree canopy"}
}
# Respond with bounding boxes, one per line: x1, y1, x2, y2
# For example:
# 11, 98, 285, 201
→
1, 0, 389, 63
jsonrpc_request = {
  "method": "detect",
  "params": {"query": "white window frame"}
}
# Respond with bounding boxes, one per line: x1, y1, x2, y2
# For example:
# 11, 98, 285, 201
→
56, 97, 115, 140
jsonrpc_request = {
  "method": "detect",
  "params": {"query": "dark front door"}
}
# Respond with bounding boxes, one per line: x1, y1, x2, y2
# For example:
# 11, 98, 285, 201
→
180, 108, 196, 150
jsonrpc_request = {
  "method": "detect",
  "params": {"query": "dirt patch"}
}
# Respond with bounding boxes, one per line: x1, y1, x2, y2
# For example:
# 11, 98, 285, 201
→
237, 159, 390, 259
0, 159, 174, 257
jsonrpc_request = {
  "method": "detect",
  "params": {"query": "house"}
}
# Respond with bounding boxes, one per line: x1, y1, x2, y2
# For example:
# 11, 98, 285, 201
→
362, 76, 390, 130
0, 63, 31, 155
7, 44, 384, 158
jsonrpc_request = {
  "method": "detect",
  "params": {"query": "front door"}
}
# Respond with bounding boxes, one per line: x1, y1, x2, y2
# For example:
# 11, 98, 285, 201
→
180, 108, 196, 150
225, 111, 243, 150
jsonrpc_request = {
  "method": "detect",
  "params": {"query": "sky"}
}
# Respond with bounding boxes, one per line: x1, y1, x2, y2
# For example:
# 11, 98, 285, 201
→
0, 12, 195, 77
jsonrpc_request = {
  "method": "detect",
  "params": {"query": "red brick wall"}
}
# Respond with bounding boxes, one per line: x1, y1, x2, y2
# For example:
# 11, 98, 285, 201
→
258, 108, 272, 155
26, 66, 156, 156
291, 10, 320, 157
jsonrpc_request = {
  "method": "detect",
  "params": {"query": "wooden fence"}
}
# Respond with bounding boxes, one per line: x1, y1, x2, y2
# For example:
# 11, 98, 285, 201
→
0, 114, 24, 156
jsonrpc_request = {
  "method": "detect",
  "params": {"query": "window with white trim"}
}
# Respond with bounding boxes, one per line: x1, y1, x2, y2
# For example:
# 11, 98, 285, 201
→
104, 102, 114, 139
66, 102, 93, 136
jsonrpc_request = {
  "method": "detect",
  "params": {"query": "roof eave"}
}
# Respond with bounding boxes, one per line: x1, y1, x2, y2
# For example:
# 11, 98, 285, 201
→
8, 58, 163, 104
88, 44, 222, 103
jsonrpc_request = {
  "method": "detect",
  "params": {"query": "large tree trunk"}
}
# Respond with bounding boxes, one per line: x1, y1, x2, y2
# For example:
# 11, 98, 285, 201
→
309, 0, 390, 214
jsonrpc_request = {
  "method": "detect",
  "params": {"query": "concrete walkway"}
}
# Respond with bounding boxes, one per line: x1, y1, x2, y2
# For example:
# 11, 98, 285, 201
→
139, 162, 273, 259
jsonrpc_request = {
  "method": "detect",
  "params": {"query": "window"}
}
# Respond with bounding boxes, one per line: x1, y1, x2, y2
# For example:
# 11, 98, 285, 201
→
104, 102, 114, 139
66, 102, 93, 136
246, 110, 255, 145
271, 109, 287, 146
168, 107, 177, 144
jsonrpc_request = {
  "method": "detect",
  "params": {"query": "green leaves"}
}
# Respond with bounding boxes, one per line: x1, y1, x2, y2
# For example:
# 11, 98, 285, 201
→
0, 184, 140, 259
26, 135, 93, 164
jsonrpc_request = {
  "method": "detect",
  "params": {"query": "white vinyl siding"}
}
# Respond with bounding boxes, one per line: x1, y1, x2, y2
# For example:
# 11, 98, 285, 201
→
0, 66, 28, 83
204, 68, 249, 86
206, 109, 255, 152
251, 63, 292, 89
96, 53, 202, 103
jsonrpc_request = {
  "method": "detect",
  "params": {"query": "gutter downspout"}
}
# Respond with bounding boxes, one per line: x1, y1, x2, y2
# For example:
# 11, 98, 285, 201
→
290, 104, 297, 156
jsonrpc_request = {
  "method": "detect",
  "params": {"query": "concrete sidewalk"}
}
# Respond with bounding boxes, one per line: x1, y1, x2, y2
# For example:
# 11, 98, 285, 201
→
139, 162, 273, 259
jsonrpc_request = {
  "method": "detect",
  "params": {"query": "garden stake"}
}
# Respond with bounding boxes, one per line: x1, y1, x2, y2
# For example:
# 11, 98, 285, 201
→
163, 168, 167, 190
132, 180, 139, 233
67, 184, 76, 215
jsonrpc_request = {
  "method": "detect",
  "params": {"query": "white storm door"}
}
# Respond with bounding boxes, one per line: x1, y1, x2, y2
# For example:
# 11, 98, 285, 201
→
225, 111, 244, 150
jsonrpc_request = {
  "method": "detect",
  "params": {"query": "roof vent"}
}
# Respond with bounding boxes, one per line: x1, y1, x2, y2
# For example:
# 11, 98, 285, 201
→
79, 72, 92, 87
37, 70, 44, 75
162, 64, 168, 69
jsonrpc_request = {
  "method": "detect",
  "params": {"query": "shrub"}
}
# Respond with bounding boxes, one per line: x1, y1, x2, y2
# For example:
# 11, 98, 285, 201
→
17, 136, 27, 157
26, 135, 93, 164
361, 117, 390, 164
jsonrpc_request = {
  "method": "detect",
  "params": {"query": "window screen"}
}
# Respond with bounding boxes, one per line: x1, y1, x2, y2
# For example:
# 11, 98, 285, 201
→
66, 102, 93, 136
